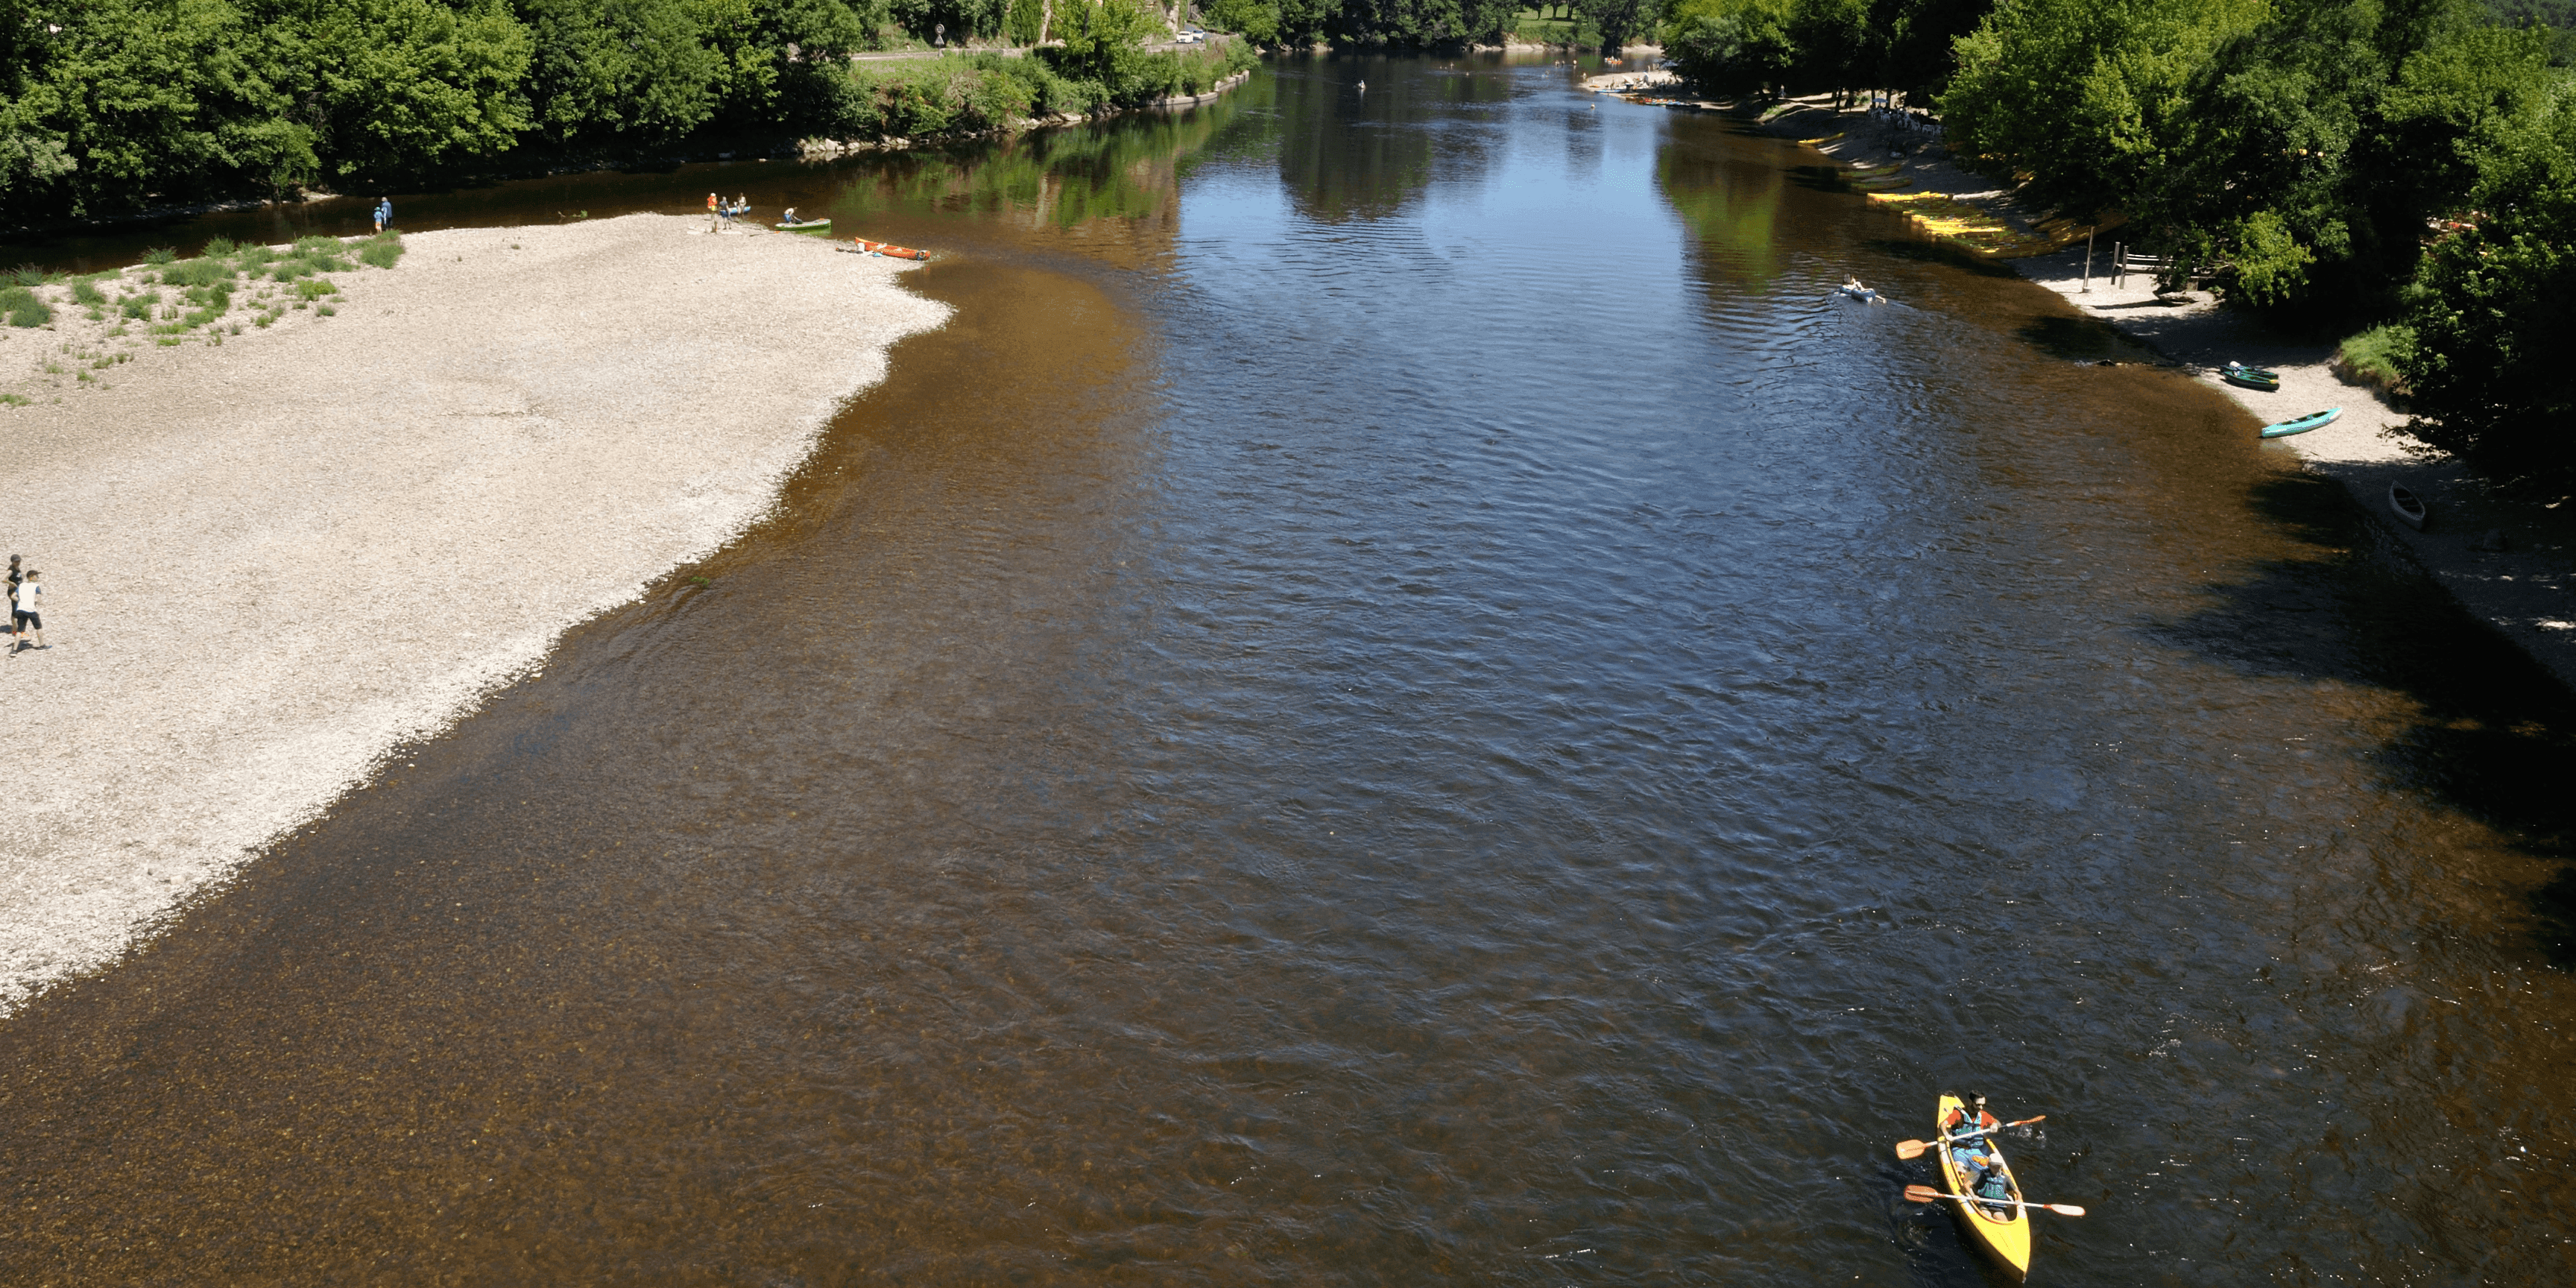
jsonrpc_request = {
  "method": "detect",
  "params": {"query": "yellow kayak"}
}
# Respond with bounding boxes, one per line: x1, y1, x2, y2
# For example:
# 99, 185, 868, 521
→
1936, 1094, 2033, 1280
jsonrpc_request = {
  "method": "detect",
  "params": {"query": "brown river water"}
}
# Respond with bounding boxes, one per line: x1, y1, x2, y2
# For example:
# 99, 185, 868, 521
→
4, 55, 2575, 1287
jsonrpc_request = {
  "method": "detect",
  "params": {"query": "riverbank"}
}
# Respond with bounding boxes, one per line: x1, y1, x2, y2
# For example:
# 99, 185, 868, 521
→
0, 213, 948, 1015
2007, 248, 2576, 691
1679, 91, 2576, 692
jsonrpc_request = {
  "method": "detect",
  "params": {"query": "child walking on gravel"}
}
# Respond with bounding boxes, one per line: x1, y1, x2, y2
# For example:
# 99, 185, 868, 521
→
11, 567, 41, 651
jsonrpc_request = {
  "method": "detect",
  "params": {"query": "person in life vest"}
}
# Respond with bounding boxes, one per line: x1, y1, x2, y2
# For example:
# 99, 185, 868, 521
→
1944, 1092, 1999, 1143
1969, 1156, 2016, 1218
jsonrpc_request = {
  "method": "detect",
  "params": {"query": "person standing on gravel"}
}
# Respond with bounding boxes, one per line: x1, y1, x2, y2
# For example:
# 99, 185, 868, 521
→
708, 192, 721, 231
4, 555, 19, 647
11, 567, 41, 652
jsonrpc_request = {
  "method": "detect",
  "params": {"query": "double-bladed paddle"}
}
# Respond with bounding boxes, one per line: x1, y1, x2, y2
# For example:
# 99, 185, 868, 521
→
1892, 1116, 2044, 1160
1903, 1184, 2086, 1217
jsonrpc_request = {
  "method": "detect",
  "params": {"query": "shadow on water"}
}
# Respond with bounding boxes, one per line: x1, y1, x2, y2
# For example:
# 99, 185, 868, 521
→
2150, 470, 2576, 961
2010, 312, 2165, 364
1855, 238, 2024, 277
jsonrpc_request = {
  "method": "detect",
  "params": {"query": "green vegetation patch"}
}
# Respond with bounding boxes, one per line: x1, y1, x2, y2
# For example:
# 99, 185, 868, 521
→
2338, 324, 2414, 388
358, 232, 404, 268
162, 257, 236, 288
1, 285, 51, 328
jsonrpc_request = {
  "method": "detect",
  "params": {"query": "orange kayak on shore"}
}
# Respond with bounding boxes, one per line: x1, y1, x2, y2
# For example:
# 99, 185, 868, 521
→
848, 239, 930, 261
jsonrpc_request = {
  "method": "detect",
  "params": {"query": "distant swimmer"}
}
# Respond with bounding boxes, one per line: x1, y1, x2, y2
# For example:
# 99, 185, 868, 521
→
1357, 80, 1366, 92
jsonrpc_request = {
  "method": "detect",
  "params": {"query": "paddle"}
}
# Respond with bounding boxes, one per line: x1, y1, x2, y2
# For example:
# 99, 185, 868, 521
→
1892, 1116, 2045, 1160
1903, 1184, 2086, 1218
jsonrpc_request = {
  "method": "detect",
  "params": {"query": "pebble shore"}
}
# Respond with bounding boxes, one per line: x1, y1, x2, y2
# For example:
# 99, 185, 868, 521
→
0, 213, 948, 1014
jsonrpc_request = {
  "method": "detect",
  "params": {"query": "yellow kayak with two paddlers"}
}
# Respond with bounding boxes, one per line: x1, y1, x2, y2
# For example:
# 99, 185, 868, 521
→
1933, 1093, 2033, 1279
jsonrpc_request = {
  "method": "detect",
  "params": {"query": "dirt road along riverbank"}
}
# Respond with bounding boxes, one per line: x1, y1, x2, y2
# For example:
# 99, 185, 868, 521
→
0, 213, 948, 1014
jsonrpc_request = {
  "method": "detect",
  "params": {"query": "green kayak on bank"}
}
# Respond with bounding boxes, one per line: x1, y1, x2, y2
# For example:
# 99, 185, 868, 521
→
2221, 362, 2280, 391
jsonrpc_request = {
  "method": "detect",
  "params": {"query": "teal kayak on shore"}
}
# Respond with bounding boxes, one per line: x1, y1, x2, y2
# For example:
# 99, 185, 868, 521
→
775, 218, 832, 233
2259, 407, 2341, 438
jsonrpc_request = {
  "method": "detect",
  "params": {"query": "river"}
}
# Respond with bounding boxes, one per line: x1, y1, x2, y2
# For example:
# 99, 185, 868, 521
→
3, 54, 2572, 1286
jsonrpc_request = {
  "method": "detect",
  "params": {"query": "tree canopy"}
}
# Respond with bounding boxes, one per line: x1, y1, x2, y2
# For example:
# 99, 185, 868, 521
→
0, 0, 888, 223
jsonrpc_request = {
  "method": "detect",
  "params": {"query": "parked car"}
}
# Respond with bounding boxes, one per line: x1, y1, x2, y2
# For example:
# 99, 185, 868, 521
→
1175, 30, 1203, 42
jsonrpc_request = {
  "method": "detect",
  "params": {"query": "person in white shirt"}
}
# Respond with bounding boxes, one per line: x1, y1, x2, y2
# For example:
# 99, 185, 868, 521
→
12, 569, 41, 651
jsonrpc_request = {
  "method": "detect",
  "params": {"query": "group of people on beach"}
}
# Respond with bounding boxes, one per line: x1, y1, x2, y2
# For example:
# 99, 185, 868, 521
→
708, 192, 752, 230
7, 554, 43, 654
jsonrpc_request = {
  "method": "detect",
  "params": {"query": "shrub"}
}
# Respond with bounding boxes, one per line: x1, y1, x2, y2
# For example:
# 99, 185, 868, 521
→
294, 278, 338, 300
1, 285, 50, 328
359, 233, 403, 268
163, 258, 235, 287
236, 244, 277, 271
293, 234, 341, 255
201, 236, 239, 256
71, 280, 107, 306
2337, 324, 2412, 388
142, 246, 177, 265
7, 265, 47, 286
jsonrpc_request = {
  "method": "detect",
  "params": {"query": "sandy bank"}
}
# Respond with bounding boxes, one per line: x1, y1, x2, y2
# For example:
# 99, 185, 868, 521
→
0, 213, 948, 1014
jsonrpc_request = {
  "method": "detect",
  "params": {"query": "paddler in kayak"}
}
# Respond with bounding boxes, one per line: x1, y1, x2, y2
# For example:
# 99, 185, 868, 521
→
1969, 1156, 2017, 1218
1943, 1092, 1999, 1142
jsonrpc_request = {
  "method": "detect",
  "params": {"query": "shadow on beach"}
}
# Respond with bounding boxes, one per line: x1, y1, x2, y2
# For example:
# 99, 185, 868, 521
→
2146, 469, 2576, 963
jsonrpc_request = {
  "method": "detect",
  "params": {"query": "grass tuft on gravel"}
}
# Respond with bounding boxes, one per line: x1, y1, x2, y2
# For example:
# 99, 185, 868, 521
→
1, 285, 51, 328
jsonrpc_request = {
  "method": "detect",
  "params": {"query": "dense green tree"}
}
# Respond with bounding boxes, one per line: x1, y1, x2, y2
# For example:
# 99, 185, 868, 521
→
1201, 0, 1282, 41
286, 0, 536, 175
1864, 0, 1995, 101
2138, 1, 2557, 309
1664, 0, 1798, 95
1941, 0, 2267, 219
516, 0, 723, 145
2399, 89, 2576, 467
1580, 0, 1655, 50
1, 1, 315, 218
1041, 0, 1160, 88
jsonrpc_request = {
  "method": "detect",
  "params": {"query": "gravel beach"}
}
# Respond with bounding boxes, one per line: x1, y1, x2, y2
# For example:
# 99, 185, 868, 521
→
0, 214, 947, 1014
